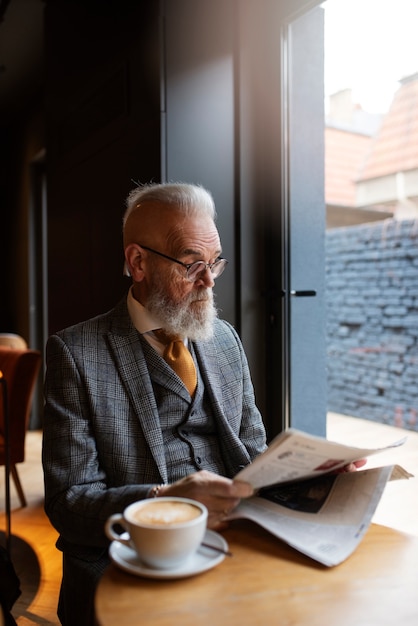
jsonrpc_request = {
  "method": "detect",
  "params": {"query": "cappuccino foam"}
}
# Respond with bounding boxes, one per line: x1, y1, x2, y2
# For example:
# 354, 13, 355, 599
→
133, 501, 202, 525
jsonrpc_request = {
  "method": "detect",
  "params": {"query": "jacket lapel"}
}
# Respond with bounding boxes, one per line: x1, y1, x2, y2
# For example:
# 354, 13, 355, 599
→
106, 309, 169, 483
194, 335, 252, 475
145, 345, 192, 402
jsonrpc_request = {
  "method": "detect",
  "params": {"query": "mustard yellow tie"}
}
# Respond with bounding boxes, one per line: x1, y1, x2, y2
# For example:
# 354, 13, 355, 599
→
154, 330, 197, 397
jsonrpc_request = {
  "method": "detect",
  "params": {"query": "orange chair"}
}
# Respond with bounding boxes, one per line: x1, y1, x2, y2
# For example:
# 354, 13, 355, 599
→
0, 347, 42, 508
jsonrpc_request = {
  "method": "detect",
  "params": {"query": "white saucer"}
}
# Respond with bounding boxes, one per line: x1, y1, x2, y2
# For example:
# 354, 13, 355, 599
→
109, 529, 228, 579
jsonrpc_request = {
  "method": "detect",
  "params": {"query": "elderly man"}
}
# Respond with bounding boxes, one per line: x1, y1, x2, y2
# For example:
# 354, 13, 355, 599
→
42, 182, 267, 625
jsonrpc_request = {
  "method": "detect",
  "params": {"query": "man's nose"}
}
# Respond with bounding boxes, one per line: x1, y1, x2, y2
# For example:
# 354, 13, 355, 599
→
195, 266, 215, 288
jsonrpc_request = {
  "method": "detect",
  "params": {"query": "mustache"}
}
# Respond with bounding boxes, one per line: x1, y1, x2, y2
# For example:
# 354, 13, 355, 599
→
188, 289, 212, 303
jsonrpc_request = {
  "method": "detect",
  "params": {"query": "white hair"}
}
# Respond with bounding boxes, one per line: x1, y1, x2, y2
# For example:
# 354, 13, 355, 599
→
123, 182, 216, 228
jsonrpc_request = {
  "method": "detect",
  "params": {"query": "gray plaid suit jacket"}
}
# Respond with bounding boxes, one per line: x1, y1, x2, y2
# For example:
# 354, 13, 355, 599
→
42, 297, 266, 554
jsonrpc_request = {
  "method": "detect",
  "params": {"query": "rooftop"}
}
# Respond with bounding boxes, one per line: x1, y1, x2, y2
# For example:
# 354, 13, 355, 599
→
325, 74, 418, 224
358, 73, 418, 182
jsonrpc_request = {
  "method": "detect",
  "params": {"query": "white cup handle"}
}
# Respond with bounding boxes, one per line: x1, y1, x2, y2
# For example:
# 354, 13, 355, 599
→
105, 513, 131, 547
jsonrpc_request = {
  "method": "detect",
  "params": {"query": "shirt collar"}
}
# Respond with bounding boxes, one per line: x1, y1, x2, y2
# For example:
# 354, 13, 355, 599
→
127, 286, 162, 335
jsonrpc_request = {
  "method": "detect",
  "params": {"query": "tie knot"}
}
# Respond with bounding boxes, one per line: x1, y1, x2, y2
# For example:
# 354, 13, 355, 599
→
153, 329, 197, 397
154, 329, 182, 345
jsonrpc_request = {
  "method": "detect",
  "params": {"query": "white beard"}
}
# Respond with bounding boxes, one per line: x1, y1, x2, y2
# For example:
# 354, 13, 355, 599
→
146, 286, 218, 341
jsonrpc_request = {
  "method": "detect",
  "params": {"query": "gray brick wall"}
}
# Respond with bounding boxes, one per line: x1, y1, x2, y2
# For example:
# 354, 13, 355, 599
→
326, 218, 418, 431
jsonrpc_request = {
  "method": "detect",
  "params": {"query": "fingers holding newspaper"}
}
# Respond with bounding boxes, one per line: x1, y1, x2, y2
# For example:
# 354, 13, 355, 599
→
337, 458, 368, 473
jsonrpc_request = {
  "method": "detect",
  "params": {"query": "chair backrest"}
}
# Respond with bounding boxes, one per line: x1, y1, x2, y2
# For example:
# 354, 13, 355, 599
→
0, 334, 28, 350
0, 347, 42, 465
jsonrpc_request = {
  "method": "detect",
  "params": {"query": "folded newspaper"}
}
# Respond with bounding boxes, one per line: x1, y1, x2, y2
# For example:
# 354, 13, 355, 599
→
229, 428, 412, 567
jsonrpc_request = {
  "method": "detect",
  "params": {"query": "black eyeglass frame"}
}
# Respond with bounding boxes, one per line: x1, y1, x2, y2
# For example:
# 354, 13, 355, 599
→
138, 244, 228, 282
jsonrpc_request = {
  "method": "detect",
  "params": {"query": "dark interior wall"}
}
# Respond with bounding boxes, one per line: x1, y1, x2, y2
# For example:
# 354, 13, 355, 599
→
45, 0, 161, 333
0, 0, 45, 338
162, 0, 236, 325
0, 126, 18, 331
0, 105, 45, 338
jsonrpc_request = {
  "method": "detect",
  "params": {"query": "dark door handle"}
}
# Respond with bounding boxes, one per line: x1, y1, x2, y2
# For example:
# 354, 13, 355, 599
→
290, 290, 317, 297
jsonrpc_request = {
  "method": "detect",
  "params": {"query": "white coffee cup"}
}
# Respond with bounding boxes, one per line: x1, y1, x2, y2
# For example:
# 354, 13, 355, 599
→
105, 497, 208, 569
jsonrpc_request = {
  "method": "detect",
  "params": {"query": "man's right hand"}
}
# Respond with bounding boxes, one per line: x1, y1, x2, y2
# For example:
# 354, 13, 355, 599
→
157, 470, 254, 529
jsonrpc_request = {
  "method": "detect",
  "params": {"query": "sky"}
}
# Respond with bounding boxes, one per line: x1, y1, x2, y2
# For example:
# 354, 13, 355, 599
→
323, 0, 418, 113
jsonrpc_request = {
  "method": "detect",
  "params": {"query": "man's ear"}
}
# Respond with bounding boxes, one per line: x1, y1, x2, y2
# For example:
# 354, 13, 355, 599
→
124, 244, 146, 281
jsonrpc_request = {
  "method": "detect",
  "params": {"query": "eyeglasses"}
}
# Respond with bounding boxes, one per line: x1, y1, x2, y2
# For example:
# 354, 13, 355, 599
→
138, 244, 228, 282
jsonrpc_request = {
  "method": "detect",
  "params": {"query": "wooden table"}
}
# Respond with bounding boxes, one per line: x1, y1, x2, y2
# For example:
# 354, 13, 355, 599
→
95, 520, 418, 626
